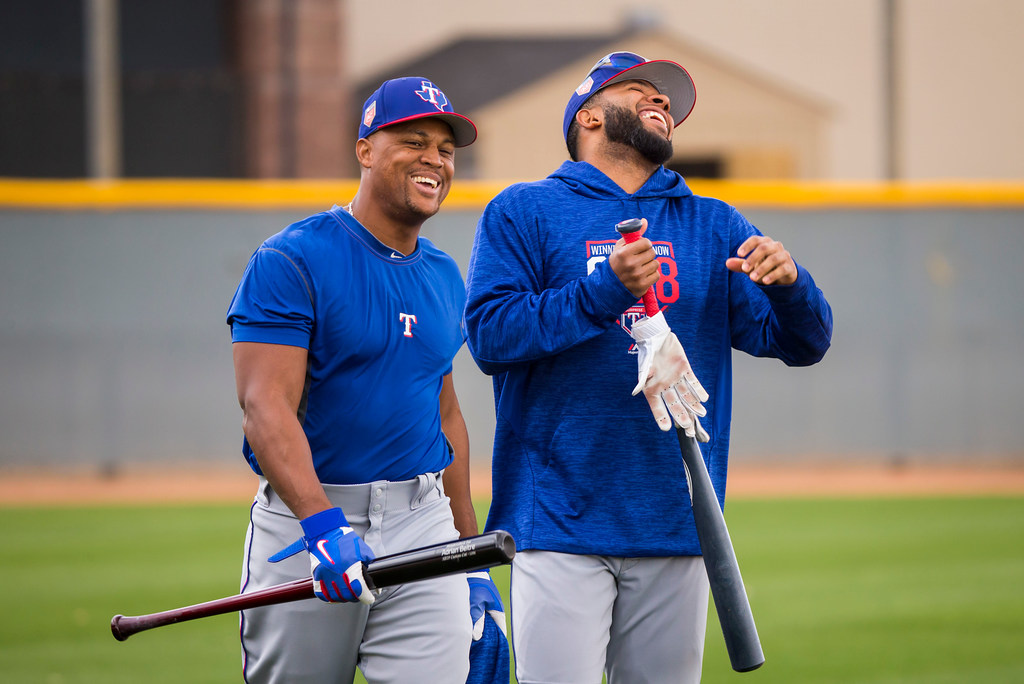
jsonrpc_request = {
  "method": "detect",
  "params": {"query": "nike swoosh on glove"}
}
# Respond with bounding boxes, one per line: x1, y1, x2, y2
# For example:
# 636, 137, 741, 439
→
467, 570, 506, 640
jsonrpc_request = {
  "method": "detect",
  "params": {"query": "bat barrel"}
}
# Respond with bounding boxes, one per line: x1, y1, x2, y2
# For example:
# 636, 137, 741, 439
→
677, 429, 765, 672
366, 530, 515, 587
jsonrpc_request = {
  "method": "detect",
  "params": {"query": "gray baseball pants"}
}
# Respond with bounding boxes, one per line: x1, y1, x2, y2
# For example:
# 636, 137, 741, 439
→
239, 473, 471, 684
511, 550, 709, 684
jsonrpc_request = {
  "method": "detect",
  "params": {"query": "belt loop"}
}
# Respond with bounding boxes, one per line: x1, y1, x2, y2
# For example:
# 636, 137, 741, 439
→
411, 472, 436, 508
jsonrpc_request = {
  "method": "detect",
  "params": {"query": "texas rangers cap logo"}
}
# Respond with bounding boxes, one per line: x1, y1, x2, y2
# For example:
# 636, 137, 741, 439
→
415, 80, 450, 111
363, 100, 377, 127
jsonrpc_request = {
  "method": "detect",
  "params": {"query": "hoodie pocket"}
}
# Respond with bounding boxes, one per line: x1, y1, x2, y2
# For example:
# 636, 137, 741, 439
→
537, 413, 639, 521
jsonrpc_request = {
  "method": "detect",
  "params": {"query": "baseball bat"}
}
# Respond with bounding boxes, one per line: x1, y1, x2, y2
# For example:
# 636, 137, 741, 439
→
616, 218, 764, 672
111, 530, 516, 642
676, 431, 764, 672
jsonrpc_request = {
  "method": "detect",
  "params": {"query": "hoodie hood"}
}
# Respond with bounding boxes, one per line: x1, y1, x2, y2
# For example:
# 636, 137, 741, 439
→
547, 160, 693, 201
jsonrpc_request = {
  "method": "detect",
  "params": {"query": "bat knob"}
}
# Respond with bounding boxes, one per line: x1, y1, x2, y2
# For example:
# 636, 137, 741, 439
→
615, 218, 643, 236
110, 615, 128, 641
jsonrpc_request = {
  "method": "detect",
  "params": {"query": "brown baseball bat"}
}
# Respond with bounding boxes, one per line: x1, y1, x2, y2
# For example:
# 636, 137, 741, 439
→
617, 218, 764, 673
111, 530, 516, 641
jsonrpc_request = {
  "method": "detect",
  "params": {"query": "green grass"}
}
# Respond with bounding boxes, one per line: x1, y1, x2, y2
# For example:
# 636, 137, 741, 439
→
1, 497, 1022, 683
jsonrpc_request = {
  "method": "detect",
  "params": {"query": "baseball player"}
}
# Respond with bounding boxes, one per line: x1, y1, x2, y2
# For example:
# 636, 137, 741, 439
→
227, 77, 505, 684
464, 52, 833, 682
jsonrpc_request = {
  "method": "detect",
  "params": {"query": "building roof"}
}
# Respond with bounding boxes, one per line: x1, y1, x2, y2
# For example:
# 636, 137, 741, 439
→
354, 33, 625, 115
355, 28, 830, 122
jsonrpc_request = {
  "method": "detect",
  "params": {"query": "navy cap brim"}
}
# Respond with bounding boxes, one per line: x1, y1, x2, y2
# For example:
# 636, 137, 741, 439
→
372, 111, 477, 148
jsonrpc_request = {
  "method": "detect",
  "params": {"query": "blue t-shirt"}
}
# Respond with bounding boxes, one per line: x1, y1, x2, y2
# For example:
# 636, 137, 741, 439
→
465, 161, 833, 556
227, 207, 466, 484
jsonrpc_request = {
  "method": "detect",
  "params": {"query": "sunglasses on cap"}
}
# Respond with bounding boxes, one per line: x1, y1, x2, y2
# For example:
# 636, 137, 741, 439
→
586, 51, 648, 75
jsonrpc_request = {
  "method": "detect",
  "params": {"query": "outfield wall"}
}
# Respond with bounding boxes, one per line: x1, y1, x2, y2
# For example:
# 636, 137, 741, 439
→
2, 180, 1022, 471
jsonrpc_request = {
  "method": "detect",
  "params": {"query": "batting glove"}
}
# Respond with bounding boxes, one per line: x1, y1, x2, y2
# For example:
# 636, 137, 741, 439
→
269, 507, 376, 605
467, 570, 506, 641
630, 311, 710, 440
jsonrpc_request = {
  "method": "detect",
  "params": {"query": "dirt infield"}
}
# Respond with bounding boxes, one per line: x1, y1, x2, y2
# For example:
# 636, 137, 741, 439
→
2, 463, 1023, 507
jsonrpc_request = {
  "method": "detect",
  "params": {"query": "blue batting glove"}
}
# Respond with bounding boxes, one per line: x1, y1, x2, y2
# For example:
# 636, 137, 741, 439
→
286, 507, 376, 605
467, 570, 506, 641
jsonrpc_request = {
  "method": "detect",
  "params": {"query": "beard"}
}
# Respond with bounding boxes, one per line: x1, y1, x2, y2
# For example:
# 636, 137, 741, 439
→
602, 104, 674, 166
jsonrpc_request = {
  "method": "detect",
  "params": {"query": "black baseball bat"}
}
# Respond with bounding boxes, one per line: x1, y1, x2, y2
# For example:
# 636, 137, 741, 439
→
677, 430, 764, 672
111, 530, 516, 641
616, 218, 763, 672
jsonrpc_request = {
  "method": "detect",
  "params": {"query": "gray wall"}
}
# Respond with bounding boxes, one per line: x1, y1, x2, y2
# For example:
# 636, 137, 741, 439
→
2, 206, 1022, 472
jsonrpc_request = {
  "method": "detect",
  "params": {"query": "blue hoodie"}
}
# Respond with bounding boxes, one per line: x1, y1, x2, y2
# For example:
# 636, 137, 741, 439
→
465, 161, 832, 556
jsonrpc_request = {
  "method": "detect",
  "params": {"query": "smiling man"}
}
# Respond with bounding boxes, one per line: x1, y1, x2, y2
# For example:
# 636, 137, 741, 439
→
226, 77, 505, 683
464, 53, 832, 682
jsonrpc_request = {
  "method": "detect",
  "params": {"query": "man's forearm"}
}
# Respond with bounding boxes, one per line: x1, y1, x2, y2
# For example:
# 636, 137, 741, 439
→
465, 271, 634, 375
442, 422, 479, 538
243, 405, 331, 520
440, 376, 479, 538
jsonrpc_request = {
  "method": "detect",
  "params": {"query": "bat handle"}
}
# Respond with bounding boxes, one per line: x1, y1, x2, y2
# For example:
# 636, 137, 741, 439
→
615, 218, 660, 317
110, 576, 314, 641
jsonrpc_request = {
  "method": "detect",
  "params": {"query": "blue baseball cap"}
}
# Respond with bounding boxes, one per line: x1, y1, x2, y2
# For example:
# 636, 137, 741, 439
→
563, 51, 696, 141
359, 77, 477, 147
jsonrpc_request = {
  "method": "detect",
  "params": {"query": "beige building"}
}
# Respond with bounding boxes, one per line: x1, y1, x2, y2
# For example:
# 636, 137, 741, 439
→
355, 30, 831, 181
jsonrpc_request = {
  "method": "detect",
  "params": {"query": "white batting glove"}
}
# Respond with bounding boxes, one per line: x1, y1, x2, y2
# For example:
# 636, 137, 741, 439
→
630, 311, 710, 440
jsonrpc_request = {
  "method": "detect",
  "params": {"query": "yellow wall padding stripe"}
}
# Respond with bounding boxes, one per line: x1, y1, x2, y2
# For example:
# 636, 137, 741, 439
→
0, 179, 362, 210
2, 178, 1024, 210
685, 180, 1024, 209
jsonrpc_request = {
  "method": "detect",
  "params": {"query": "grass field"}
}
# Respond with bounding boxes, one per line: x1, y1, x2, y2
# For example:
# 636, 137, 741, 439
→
2, 496, 1023, 683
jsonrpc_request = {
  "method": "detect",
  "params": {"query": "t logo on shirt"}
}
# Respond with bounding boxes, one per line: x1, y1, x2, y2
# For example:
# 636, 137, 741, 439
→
399, 313, 418, 338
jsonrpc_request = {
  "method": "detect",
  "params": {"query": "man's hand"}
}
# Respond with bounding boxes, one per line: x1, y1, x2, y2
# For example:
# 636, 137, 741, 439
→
608, 219, 660, 298
270, 507, 377, 604
725, 235, 797, 286
467, 570, 506, 641
630, 311, 710, 440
